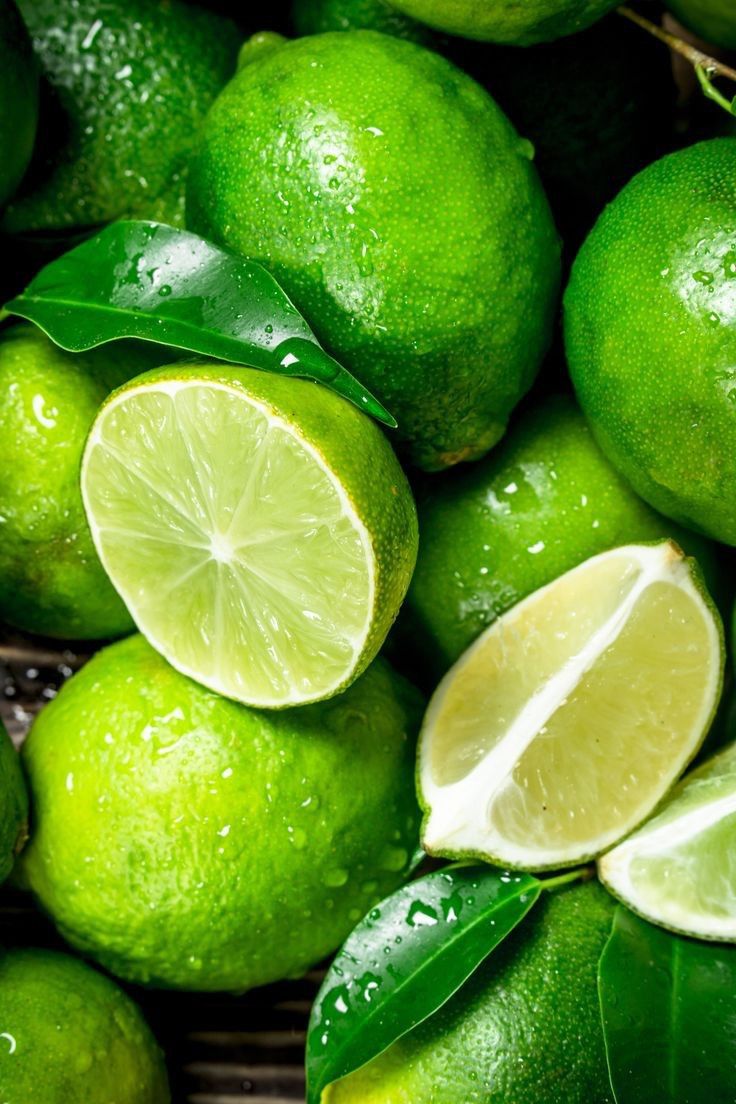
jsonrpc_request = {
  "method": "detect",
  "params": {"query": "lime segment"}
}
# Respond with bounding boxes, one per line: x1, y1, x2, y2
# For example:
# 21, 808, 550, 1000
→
599, 743, 736, 940
419, 543, 723, 870
81, 367, 415, 708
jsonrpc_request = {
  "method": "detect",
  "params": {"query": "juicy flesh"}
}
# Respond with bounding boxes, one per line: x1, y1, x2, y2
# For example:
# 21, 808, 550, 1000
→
422, 546, 719, 867
83, 382, 371, 705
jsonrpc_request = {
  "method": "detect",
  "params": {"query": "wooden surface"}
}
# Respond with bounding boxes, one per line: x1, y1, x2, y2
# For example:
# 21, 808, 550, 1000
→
0, 637, 313, 1103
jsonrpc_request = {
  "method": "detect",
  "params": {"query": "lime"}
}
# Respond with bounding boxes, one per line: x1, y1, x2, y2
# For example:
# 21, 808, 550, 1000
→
0, 0, 38, 208
600, 742, 736, 940
0, 720, 27, 885
292, 0, 432, 41
402, 396, 719, 677
419, 542, 723, 870
81, 363, 417, 707
20, 634, 422, 991
2, 0, 238, 234
326, 881, 614, 1103
565, 139, 736, 546
667, 0, 736, 48
384, 0, 618, 44
186, 31, 560, 471
0, 947, 169, 1102
0, 324, 162, 640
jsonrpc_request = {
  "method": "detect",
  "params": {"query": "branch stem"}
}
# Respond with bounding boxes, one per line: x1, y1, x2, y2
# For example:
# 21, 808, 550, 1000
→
618, 5, 736, 84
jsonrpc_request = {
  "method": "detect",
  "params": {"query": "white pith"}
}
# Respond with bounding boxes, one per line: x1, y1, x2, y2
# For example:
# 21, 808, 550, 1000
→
81, 378, 375, 707
419, 543, 721, 869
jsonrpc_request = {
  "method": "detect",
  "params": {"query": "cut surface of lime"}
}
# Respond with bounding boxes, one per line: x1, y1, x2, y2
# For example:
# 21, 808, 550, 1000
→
599, 743, 736, 940
419, 543, 723, 870
81, 366, 417, 708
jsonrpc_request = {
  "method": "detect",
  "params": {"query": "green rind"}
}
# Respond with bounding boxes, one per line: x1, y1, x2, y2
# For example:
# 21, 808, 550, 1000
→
565, 138, 736, 546
0, 0, 38, 208
0, 947, 169, 1102
385, 0, 618, 44
3, 0, 238, 233
0, 323, 165, 639
401, 396, 722, 678
667, 0, 736, 48
20, 634, 423, 991
186, 30, 561, 470
86, 362, 418, 700
325, 882, 614, 1103
292, 0, 433, 42
0, 720, 27, 885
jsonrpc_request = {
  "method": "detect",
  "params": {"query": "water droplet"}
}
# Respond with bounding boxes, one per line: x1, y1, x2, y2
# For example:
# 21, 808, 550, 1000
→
158, 284, 172, 297
323, 868, 349, 888
406, 901, 439, 928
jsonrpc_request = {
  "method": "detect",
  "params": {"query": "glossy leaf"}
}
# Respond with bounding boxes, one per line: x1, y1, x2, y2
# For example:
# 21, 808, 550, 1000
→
4, 220, 395, 427
306, 865, 541, 1104
598, 906, 736, 1103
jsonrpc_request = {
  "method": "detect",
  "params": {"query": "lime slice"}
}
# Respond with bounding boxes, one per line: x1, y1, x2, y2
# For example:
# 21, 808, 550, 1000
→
81, 364, 417, 708
418, 542, 723, 870
599, 743, 736, 939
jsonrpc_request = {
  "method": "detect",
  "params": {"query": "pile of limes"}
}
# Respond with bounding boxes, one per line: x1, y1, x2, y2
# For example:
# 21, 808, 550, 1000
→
1, 1, 736, 1101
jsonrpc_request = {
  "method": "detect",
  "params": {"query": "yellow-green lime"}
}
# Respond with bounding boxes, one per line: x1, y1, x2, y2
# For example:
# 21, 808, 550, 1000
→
667, 0, 736, 48
326, 881, 614, 1103
402, 396, 719, 678
384, 0, 618, 43
20, 634, 422, 991
81, 363, 417, 707
419, 542, 723, 870
3, 0, 238, 233
0, 720, 27, 885
0, 324, 162, 639
0, 947, 169, 1102
186, 31, 561, 470
565, 139, 736, 545
600, 742, 736, 940
0, 0, 38, 208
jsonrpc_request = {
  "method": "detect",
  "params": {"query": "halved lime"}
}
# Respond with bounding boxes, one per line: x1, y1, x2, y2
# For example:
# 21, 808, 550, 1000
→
599, 743, 736, 940
418, 542, 723, 870
81, 364, 417, 708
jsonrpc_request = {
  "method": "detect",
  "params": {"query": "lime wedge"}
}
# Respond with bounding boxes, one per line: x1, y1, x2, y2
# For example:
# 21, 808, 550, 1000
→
599, 743, 736, 939
418, 543, 723, 870
81, 364, 417, 708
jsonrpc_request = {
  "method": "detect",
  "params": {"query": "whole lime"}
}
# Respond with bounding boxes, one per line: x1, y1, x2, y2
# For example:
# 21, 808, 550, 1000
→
0, 0, 38, 208
292, 0, 432, 42
326, 881, 614, 1103
20, 634, 422, 991
667, 0, 736, 48
2, 0, 238, 234
0, 947, 169, 1102
0, 324, 161, 639
187, 31, 560, 471
0, 720, 27, 884
401, 395, 720, 676
384, 0, 617, 44
565, 139, 736, 546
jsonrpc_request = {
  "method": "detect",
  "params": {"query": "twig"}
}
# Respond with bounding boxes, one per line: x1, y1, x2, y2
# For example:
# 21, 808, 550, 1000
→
619, 5, 736, 81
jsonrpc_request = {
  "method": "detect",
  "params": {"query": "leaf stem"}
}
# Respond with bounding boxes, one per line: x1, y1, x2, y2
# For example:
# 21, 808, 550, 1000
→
618, 5, 736, 117
540, 866, 595, 893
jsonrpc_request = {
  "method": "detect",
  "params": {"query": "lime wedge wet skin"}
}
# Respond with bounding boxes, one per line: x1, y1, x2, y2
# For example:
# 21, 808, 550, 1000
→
5, 221, 393, 425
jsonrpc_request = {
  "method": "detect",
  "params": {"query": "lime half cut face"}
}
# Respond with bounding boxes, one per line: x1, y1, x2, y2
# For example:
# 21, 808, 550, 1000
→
81, 369, 401, 708
419, 542, 723, 870
600, 742, 736, 940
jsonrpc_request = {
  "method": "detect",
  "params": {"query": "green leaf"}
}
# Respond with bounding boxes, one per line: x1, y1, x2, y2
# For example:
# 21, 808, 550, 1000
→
306, 865, 541, 1104
598, 906, 736, 1103
4, 220, 395, 427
